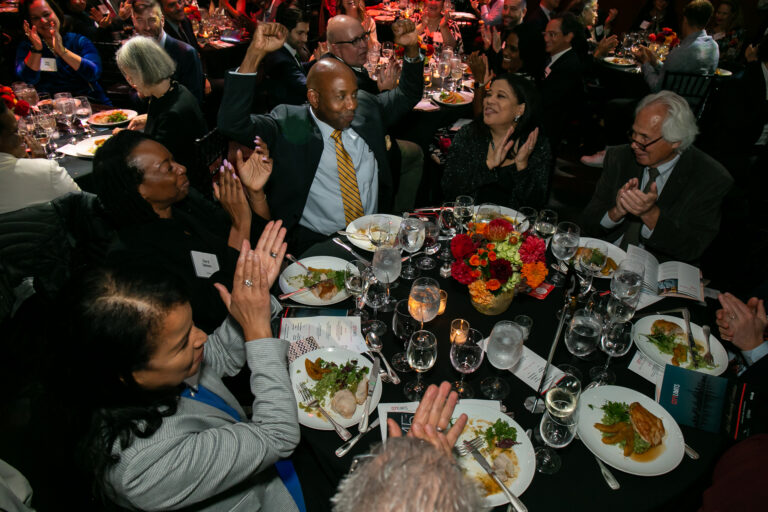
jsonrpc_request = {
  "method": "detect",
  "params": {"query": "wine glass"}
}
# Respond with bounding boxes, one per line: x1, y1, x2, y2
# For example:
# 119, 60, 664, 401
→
516, 206, 537, 233
535, 373, 581, 474
564, 308, 603, 358
363, 279, 387, 336
514, 315, 533, 341
438, 202, 458, 261
611, 260, 645, 303
74, 96, 93, 135
368, 214, 397, 249
408, 278, 440, 330
372, 247, 401, 312
449, 56, 463, 91
416, 221, 440, 270
575, 239, 608, 297
36, 93, 53, 113
588, 321, 634, 386
453, 195, 474, 234
345, 260, 370, 320
474, 203, 500, 235
404, 330, 438, 400
480, 321, 524, 400
438, 59, 451, 93
550, 221, 580, 287
381, 41, 394, 60
35, 112, 61, 159
534, 209, 557, 247
450, 327, 484, 398
399, 217, 425, 280
392, 299, 418, 373
53, 96, 75, 141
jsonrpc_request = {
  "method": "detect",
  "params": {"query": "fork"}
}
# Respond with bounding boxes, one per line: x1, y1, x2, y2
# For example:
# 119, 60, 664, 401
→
702, 325, 715, 367
456, 437, 527, 512
297, 382, 352, 441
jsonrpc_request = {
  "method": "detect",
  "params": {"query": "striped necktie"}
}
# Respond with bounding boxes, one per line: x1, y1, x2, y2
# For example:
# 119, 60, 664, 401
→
331, 129, 364, 224
621, 167, 659, 250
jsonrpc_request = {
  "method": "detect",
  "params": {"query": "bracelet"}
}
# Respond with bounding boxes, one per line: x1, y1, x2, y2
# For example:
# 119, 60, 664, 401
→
30, 47, 43, 54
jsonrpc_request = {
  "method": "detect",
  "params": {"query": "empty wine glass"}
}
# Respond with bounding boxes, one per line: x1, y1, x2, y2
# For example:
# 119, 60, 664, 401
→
450, 327, 484, 398
368, 214, 397, 249
416, 221, 440, 270
74, 96, 93, 135
588, 321, 634, 386
399, 217, 425, 280
534, 209, 557, 247
516, 206, 537, 233
438, 202, 458, 261
535, 372, 581, 474
344, 260, 370, 320
372, 247, 401, 312
481, 321, 524, 400
408, 277, 440, 330
550, 221, 580, 287
404, 330, 438, 400
575, 239, 608, 297
454, 195, 474, 234
392, 298, 419, 373
564, 308, 603, 358
363, 279, 387, 336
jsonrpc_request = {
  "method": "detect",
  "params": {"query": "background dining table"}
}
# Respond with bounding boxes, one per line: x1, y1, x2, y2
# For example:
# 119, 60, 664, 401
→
289, 236, 731, 512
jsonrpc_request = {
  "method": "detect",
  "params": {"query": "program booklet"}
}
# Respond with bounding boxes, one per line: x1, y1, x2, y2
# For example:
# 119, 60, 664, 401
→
627, 245, 705, 309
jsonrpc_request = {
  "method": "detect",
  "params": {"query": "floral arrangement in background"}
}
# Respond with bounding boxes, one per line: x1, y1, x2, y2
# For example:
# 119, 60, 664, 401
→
648, 27, 679, 48
0, 86, 30, 116
451, 218, 548, 306
184, 4, 202, 22
394, 37, 435, 62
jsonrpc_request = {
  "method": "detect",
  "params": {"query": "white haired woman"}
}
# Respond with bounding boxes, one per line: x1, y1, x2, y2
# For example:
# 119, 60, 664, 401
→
115, 35, 207, 171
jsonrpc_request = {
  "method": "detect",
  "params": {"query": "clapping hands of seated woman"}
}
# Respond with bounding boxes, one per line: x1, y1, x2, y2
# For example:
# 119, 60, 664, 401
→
716, 293, 767, 352
595, 35, 618, 59
388, 381, 468, 457
235, 136, 273, 193
23, 21, 43, 51
485, 122, 538, 171
468, 52, 493, 86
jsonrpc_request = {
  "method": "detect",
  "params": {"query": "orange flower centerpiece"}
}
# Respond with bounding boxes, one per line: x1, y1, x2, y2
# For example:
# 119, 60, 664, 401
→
451, 218, 548, 315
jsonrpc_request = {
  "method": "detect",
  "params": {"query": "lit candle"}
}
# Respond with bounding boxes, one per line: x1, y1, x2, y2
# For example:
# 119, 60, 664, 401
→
438, 290, 448, 315
450, 318, 469, 344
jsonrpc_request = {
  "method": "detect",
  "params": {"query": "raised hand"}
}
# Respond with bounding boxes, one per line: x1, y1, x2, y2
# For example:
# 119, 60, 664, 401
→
23, 21, 43, 51
595, 34, 618, 59
392, 19, 419, 49
486, 124, 516, 169
250, 22, 287, 54
479, 23, 491, 50
491, 26, 502, 54
235, 136, 273, 193
376, 59, 399, 91
89, 7, 114, 28
606, 8, 619, 27
214, 161, 252, 229
514, 127, 538, 170
252, 219, 287, 288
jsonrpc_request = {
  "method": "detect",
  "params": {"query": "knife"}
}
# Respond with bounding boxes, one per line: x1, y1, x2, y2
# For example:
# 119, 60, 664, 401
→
336, 417, 380, 458
278, 278, 335, 300
358, 358, 380, 432
286, 254, 310, 273
681, 308, 699, 369
332, 237, 371, 265
464, 441, 528, 512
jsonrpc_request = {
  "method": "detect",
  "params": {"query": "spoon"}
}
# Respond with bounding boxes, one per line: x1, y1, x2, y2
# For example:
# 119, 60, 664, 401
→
365, 331, 400, 385
702, 325, 715, 367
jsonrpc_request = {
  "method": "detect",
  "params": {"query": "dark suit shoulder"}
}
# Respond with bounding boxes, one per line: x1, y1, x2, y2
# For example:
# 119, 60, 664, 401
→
269, 104, 319, 142
680, 146, 733, 186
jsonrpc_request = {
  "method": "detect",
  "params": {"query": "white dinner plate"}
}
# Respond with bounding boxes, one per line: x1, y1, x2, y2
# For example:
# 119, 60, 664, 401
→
576, 385, 685, 476
576, 237, 626, 279
74, 134, 111, 157
603, 56, 637, 67
290, 347, 382, 430
431, 90, 473, 107
453, 403, 535, 507
472, 205, 529, 233
87, 109, 137, 127
345, 214, 403, 252
632, 315, 727, 375
450, 11, 477, 21
278, 256, 351, 305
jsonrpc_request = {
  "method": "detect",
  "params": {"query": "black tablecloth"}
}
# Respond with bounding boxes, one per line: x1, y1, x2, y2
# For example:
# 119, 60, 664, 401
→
291, 237, 728, 512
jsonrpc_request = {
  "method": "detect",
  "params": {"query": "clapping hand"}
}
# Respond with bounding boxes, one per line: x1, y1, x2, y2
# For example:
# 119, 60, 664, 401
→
377, 59, 400, 91
235, 136, 273, 193
716, 293, 767, 351
252, 219, 287, 288
388, 382, 468, 456
595, 35, 618, 59
486, 124, 516, 170
89, 7, 114, 29
23, 21, 43, 51
514, 127, 538, 170
619, 181, 657, 216
214, 160, 252, 229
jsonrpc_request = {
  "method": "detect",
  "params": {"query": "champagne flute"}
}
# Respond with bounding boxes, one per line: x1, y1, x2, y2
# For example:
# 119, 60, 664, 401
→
449, 56, 463, 91
408, 278, 441, 330
438, 201, 458, 261
392, 298, 419, 373
399, 217, 425, 280
550, 221, 580, 287
450, 327, 484, 398
344, 260, 370, 320
534, 209, 557, 247
416, 221, 440, 270
453, 195, 474, 234
74, 96, 93, 135
588, 321, 634, 386
404, 330, 437, 400
372, 247, 401, 312
535, 373, 581, 474
480, 321, 524, 400
438, 59, 451, 93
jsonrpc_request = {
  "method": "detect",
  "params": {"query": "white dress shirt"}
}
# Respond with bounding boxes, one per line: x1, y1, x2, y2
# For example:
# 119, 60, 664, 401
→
0, 152, 81, 214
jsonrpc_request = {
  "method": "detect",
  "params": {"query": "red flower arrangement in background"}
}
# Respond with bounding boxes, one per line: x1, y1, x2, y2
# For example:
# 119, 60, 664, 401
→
0, 86, 30, 116
648, 27, 679, 48
184, 4, 201, 22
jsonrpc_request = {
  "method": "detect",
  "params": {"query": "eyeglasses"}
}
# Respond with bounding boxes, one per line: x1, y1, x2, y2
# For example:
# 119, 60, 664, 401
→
335, 30, 371, 46
627, 130, 663, 151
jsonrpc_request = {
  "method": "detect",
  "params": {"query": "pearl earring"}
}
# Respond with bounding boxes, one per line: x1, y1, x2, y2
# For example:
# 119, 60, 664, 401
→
513, 114, 522, 123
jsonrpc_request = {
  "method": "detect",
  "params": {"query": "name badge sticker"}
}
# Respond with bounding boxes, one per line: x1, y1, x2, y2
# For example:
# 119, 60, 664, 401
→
190, 251, 220, 278
640, 20, 650, 30
40, 57, 58, 72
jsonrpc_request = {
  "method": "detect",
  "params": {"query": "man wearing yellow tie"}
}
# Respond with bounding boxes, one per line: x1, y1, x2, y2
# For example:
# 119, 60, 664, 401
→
218, 21, 424, 254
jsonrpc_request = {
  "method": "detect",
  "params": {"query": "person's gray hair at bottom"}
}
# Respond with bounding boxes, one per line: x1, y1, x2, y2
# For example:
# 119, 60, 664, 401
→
635, 90, 699, 152
331, 437, 489, 512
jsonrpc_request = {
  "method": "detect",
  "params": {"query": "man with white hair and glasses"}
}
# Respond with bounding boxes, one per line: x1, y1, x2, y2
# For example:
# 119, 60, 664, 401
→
582, 90, 732, 263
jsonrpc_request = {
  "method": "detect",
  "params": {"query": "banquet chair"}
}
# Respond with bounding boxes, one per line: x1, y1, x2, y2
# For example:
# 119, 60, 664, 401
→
661, 71, 715, 121
192, 127, 227, 200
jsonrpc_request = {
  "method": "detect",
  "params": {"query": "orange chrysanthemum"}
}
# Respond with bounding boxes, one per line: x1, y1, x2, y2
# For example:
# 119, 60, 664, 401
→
488, 251, 497, 262
471, 269, 482, 278
469, 280, 493, 304
486, 279, 501, 291
480, 258, 488, 267
508, 236, 518, 245
486, 243, 496, 250
469, 254, 481, 266
477, 248, 486, 255
522, 261, 548, 288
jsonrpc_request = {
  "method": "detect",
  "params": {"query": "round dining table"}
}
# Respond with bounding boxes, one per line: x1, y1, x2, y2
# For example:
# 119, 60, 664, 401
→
289, 235, 731, 512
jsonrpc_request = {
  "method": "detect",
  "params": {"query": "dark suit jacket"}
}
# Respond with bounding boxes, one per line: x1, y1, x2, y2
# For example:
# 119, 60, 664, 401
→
261, 45, 310, 109
539, 48, 584, 144
581, 144, 733, 263
523, 4, 550, 33
218, 58, 424, 232
164, 34, 204, 103
164, 17, 200, 51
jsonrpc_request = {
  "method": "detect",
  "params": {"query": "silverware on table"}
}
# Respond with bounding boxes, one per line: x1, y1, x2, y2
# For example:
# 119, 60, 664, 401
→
297, 382, 352, 441
702, 325, 715, 367
684, 443, 700, 460
365, 331, 400, 384
336, 230, 370, 239
593, 455, 621, 490
335, 417, 380, 458
278, 278, 335, 300
286, 254, 310, 273
332, 237, 371, 265
358, 358, 380, 432
456, 438, 527, 512
681, 308, 699, 369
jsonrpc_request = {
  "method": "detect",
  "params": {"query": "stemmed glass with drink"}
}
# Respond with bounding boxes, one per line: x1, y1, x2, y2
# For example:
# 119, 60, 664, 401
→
550, 221, 580, 287
53, 93, 75, 141
404, 330, 438, 400
609, 260, 645, 318
392, 298, 419, 373
399, 217, 425, 280
408, 278, 441, 330
450, 327, 484, 398
534, 209, 557, 247
438, 201, 458, 261
372, 246, 401, 312
564, 308, 603, 358
453, 195, 474, 234
535, 373, 581, 474
437, 58, 452, 93
344, 260, 370, 320
368, 214, 397, 249
450, 56, 463, 91
381, 41, 394, 61
481, 321, 524, 400
575, 239, 608, 297
74, 96, 93, 135
363, 278, 387, 336
416, 221, 440, 270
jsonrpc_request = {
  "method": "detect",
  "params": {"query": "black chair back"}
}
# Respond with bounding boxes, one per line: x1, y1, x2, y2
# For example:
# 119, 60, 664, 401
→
661, 71, 715, 121
192, 128, 227, 199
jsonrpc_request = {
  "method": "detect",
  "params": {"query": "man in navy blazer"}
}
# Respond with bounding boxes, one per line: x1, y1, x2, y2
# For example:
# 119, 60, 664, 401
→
218, 21, 423, 253
523, 0, 558, 32
260, 7, 311, 110
132, 0, 204, 102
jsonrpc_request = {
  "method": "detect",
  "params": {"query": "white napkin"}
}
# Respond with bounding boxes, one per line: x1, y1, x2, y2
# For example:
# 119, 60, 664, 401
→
56, 143, 80, 157
414, 99, 440, 112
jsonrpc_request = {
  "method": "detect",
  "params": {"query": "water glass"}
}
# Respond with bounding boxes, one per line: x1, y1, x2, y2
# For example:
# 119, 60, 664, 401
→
408, 277, 440, 329
534, 209, 558, 246
514, 315, 533, 341
564, 309, 602, 358
611, 260, 645, 301
454, 195, 474, 234
481, 321, 524, 400
381, 41, 394, 60
550, 221, 580, 287
392, 298, 419, 373
399, 217, 425, 280
363, 279, 387, 336
450, 328, 484, 398
404, 330, 438, 401
344, 260, 370, 320
372, 247, 401, 311
416, 221, 440, 270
